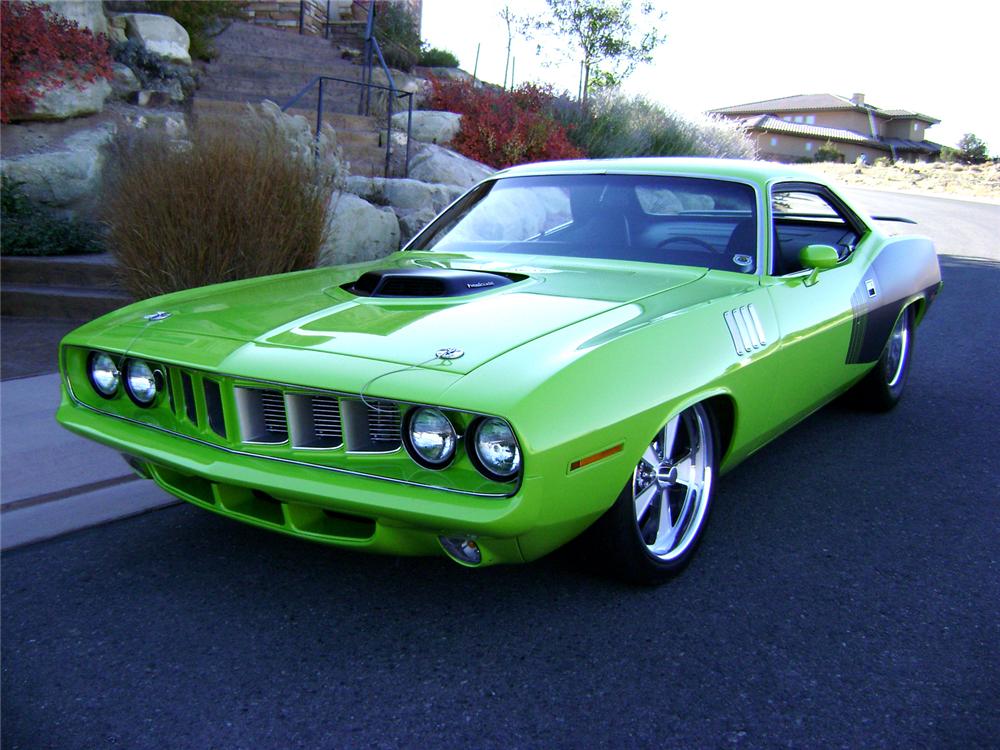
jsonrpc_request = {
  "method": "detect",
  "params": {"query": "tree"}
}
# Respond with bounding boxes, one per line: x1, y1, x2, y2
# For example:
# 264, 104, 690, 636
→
534, 0, 666, 104
499, 5, 516, 90
956, 133, 989, 164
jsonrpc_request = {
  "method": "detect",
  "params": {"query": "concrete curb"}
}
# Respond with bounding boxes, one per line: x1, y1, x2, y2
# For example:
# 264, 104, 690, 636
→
0, 372, 179, 551
1, 481, 179, 550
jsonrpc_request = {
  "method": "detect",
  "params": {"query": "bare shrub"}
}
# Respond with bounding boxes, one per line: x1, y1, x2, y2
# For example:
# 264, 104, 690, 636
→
103, 102, 343, 299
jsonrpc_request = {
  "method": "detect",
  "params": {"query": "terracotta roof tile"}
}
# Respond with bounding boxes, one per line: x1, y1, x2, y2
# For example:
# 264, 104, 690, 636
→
743, 116, 882, 146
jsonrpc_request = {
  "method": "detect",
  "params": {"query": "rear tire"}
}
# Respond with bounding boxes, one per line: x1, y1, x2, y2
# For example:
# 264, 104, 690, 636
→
852, 306, 914, 411
590, 403, 718, 585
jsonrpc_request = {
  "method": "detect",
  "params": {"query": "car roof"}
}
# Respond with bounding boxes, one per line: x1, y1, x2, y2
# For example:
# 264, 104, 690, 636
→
495, 157, 829, 189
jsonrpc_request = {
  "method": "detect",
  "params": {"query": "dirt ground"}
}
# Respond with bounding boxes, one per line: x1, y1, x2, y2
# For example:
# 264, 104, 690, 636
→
798, 160, 1000, 202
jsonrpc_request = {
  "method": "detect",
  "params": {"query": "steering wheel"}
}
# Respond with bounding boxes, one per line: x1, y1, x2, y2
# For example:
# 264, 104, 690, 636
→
655, 236, 720, 253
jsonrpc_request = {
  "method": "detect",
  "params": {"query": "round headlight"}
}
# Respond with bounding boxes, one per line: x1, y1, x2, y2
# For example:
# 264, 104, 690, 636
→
88, 352, 119, 398
125, 359, 158, 406
472, 417, 521, 480
405, 407, 457, 468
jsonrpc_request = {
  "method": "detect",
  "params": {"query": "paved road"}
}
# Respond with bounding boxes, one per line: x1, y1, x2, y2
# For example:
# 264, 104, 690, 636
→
3, 192, 998, 749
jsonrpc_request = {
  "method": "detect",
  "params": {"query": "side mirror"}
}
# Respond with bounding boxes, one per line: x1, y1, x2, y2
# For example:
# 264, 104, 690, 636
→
799, 244, 840, 270
799, 244, 840, 285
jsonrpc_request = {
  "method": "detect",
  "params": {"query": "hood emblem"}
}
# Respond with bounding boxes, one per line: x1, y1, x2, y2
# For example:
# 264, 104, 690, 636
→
435, 348, 464, 360
143, 311, 172, 322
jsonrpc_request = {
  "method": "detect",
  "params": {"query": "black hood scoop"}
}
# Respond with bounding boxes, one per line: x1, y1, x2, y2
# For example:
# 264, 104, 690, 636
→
343, 268, 523, 298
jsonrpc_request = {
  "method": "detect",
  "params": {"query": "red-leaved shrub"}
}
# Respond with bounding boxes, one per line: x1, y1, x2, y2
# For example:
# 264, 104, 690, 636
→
1, 1, 112, 123
426, 79, 583, 168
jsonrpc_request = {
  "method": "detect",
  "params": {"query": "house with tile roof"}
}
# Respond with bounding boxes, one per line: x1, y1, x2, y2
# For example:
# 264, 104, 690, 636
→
709, 93, 941, 163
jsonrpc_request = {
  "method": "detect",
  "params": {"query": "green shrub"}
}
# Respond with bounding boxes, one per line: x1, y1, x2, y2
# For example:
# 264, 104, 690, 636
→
552, 93, 757, 160
374, 2, 421, 71
0, 177, 104, 256
419, 46, 460, 68
939, 146, 959, 163
814, 141, 844, 163
956, 132, 989, 164
101, 103, 342, 299
378, 39, 419, 72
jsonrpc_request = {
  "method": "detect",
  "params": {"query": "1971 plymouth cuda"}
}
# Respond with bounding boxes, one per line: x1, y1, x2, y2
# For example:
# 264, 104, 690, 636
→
56, 158, 941, 582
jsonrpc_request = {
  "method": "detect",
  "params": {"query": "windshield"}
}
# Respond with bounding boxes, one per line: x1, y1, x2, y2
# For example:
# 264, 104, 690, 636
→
409, 174, 759, 273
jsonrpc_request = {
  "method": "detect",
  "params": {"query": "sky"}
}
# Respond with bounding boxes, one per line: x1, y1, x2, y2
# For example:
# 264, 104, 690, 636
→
421, 0, 1000, 156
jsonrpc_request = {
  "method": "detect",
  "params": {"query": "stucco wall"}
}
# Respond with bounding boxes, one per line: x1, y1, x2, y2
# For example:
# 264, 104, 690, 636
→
756, 133, 890, 163
883, 119, 927, 141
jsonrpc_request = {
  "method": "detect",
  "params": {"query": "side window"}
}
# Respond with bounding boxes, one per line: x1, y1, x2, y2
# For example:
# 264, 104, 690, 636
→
770, 188, 862, 276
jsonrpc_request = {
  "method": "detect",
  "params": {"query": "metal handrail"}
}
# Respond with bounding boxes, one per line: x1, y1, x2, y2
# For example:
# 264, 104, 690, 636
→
281, 75, 413, 179
284, 0, 413, 177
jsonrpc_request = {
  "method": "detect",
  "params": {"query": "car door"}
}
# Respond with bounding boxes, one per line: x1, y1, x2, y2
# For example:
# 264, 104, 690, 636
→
763, 182, 870, 428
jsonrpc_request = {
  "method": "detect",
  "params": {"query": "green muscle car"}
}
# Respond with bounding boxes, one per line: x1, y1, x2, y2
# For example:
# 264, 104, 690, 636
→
57, 158, 942, 582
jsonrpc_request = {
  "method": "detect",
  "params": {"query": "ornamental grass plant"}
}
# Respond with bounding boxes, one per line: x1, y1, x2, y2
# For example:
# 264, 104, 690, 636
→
552, 93, 757, 160
102, 103, 343, 299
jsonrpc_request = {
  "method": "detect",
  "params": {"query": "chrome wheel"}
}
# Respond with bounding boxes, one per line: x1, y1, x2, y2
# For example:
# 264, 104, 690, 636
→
884, 311, 911, 387
632, 405, 714, 562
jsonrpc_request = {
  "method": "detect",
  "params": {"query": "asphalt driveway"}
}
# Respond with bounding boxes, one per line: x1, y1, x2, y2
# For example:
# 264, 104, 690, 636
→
2, 191, 998, 749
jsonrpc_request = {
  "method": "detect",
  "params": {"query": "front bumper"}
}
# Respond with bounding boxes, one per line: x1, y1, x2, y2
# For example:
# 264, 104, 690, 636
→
57, 398, 545, 565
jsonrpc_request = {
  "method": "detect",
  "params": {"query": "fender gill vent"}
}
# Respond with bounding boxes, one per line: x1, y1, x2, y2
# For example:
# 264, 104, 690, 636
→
723, 304, 767, 356
344, 268, 520, 298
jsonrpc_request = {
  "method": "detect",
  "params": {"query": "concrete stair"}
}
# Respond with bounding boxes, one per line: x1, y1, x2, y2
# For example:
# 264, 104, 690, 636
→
1, 255, 131, 320
194, 21, 399, 177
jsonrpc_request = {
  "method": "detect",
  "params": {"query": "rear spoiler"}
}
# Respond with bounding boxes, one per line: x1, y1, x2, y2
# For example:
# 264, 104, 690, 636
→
870, 215, 917, 224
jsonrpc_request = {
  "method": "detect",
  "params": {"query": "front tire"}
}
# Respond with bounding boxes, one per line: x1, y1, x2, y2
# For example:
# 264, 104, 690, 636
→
853, 306, 914, 411
591, 403, 718, 584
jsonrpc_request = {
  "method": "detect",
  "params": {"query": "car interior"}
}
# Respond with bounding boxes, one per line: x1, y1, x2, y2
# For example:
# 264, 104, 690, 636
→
770, 188, 863, 275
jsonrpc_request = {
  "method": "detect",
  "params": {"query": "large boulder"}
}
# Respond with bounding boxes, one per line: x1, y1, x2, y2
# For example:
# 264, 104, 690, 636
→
119, 13, 191, 65
345, 176, 465, 244
319, 193, 400, 266
17, 77, 112, 121
345, 176, 463, 213
392, 110, 461, 145
407, 143, 494, 188
0, 124, 115, 215
36, 1, 109, 35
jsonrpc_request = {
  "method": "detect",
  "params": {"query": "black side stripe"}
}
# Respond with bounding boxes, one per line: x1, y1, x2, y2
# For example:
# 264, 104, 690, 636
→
846, 278, 870, 364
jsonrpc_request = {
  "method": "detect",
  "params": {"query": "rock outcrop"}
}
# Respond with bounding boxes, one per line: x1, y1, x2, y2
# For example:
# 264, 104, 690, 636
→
319, 193, 401, 266
345, 175, 465, 243
1, 124, 116, 216
392, 111, 461, 146
408, 143, 494, 188
119, 13, 192, 66
19, 78, 112, 121
35, 0, 108, 35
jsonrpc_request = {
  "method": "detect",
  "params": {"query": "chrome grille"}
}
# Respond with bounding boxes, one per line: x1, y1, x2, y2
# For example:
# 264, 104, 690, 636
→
235, 387, 288, 444
311, 396, 343, 442
366, 401, 401, 445
286, 394, 344, 449
237, 387, 401, 452
259, 390, 288, 434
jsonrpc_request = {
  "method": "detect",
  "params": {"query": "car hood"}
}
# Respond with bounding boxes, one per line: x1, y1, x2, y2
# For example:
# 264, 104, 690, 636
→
98, 252, 708, 376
